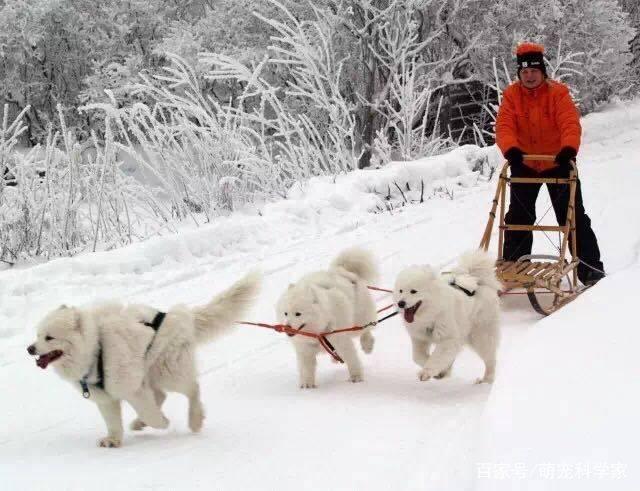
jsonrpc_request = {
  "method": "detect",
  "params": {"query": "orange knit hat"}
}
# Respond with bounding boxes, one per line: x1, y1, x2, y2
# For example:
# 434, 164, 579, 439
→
516, 42, 545, 56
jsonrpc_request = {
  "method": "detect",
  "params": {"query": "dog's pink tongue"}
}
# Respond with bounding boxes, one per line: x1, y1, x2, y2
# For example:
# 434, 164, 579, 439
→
35, 351, 62, 369
404, 309, 415, 323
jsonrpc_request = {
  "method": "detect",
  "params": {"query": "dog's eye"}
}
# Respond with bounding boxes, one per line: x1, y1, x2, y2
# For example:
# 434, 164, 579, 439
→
410, 289, 417, 294
45, 335, 54, 341
284, 312, 288, 316
399, 289, 403, 294
295, 312, 302, 317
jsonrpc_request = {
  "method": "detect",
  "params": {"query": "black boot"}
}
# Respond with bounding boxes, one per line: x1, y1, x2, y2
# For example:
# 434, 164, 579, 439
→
578, 264, 605, 287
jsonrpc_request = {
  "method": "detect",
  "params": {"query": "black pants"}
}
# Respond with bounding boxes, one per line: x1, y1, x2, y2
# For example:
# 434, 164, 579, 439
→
503, 165, 603, 284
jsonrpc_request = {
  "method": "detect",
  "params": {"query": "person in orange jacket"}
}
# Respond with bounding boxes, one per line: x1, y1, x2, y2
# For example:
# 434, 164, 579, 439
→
495, 42, 605, 286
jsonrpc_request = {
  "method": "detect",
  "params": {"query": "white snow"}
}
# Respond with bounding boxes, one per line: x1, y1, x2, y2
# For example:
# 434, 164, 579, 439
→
1, 98, 639, 490
478, 265, 640, 490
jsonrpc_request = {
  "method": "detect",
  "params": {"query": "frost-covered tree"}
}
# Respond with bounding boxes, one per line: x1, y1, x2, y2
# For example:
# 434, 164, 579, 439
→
619, 0, 640, 85
319, 0, 480, 166
0, 0, 94, 143
474, 0, 635, 110
0, 0, 210, 144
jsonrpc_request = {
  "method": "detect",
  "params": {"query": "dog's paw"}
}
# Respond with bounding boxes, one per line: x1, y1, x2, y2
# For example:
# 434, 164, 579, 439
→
129, 418, 147, 431
144, 415, 170, 430
474, 376, 494, 385
299, 383, 316, 389
413, 355, 429, 367
189, 411, 205, 433
435, 367, 452, 379
349, 374, 364, 383
98, 436, 122, 448
418, 369, 433, 381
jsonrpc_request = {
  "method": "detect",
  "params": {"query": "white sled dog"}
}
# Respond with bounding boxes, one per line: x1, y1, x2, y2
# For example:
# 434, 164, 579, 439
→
276, 248, 378, 388
27, 271, 260, 448
393, 250, 501, 384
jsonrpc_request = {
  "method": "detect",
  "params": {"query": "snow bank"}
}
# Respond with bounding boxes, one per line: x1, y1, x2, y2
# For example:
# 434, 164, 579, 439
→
477, 265, 640, 490
0, 145, 500, 286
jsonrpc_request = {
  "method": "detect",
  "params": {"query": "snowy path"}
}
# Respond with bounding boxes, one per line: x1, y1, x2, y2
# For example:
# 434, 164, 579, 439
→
1, 100, 639, 490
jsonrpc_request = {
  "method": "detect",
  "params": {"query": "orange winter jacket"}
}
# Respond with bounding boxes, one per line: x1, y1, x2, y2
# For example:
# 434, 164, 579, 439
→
495, 80, 581, 172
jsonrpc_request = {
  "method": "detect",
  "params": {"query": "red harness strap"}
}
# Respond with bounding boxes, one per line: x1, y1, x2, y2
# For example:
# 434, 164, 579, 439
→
238, 308, 399, 364
237, 321, 346, 362
238, 285, 396, 363
236, 321, 318, 340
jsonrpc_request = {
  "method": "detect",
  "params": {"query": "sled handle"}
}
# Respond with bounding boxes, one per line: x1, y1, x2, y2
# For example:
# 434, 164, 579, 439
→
523, 154, 555, 161
514, 154, 577, 170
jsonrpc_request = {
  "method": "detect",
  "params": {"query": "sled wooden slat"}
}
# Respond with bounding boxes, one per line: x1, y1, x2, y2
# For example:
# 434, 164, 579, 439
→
514, 261, 536, 274
520, 262, 542, 276
539, 264, 561, 280
500, 262, 556, 283
499, 261, 528, 275
500, 224, 566, 232
528, 262, 551, 277
482, 158, 584, 316
497, 261, 519, 273
509, 177, 574, 185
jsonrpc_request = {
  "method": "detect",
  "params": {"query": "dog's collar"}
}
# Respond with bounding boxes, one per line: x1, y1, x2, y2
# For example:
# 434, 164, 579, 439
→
449, 281, 475, 297
79, 346, 104, 399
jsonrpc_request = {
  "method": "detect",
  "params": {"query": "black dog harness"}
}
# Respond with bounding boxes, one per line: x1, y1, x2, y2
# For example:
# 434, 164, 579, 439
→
449, 281, 476, 297
144, 311, 166, 331
79, 311, 166, 398
79, 347, 105, 399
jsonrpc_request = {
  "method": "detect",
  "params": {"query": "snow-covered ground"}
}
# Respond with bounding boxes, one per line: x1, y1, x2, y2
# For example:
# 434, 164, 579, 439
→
1, 99, 639, 490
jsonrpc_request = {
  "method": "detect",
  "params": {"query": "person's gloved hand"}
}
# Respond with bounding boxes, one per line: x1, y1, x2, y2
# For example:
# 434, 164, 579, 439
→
504, 147, 524, 169
555, 146, 577, 168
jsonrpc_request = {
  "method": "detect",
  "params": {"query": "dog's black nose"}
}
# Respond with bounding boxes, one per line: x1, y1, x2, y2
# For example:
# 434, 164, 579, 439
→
398, 300, 406, 309
27, 344, 36, 356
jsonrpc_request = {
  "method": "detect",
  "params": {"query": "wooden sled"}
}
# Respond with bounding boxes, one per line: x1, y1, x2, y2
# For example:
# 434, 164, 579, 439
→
479, 155, 585, 316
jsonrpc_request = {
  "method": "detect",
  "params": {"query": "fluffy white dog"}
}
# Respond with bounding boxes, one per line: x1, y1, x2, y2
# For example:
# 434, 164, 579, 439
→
276, 248, 378, 388
393, 250, 501, 384
27, 271, 260, 448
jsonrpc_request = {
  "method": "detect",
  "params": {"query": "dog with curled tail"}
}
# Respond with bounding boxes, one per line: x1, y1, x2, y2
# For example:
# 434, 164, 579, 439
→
27, 271, 261, 448
276, 248, 378, 388
394, 250, 501, 384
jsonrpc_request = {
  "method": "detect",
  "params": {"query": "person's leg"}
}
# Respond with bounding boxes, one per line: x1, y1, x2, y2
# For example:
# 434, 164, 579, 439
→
547, 169, 604, 285
503, 166, 543, 261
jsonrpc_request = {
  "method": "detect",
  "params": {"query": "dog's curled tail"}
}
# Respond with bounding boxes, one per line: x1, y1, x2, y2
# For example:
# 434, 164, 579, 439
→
454, 250, 502, 293
331, 247, 378, 282
192, 270, 261, 344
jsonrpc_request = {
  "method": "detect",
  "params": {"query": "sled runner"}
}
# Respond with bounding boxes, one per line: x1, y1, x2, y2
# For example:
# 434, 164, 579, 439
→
479, 155, 587, 315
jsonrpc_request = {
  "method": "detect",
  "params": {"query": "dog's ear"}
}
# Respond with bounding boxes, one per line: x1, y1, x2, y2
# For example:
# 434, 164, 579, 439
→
71, 307, 83, 332
308, 285, 324, 305
307, 285, 318, 304
59, 304, 68, 310
420, 265, 436, 279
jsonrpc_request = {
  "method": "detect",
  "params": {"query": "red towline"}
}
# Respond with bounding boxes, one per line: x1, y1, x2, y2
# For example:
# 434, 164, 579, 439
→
237, 285, 396, 363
